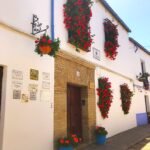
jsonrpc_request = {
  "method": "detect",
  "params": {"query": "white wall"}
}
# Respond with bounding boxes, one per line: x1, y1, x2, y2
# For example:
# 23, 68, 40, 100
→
0, 0, 54, 149
0, 24, 54, 150
94, 41, 150, 138
129, 40, 150, 114
95, 67, 137, 137
0, 0, 51, 35
0, 0, 149, 148
55, 0, 150, 137
55, 0, 135, 78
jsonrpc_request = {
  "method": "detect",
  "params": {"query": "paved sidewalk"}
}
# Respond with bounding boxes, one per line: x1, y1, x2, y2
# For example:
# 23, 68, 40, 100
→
82, 125, 150, 150
128, 137, 150, 150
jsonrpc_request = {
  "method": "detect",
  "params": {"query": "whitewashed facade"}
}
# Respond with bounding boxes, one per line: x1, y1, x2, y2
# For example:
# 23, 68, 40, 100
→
0, 0, 150, 150
0, 0, 54, 150
55, 0, 150, 137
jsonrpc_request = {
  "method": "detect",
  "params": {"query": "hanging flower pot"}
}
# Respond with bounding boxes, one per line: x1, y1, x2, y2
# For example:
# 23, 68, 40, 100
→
39, 45, 52, 54
35, 34, 60, 57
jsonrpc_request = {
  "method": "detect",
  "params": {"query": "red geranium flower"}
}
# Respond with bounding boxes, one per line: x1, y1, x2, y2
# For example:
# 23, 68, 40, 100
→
104, 19, 119, 60
97, 77, 113, 119
63, 0, 93, 52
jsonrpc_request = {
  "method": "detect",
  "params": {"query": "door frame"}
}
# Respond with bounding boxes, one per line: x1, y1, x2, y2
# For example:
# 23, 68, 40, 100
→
0, 67, 3, 117
0, 66, 6, 150
54, 53, 96, 143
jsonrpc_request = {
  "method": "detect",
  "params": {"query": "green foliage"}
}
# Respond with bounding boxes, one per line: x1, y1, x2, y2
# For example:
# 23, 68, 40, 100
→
95, 126, 108, 136
35, 34, 60, 57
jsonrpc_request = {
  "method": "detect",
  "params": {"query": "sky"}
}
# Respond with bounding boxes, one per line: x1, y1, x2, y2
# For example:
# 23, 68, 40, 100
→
106, 0, 150, 51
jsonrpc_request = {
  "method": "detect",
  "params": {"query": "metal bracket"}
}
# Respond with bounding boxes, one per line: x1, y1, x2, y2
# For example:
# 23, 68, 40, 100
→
31, 14, 49, 35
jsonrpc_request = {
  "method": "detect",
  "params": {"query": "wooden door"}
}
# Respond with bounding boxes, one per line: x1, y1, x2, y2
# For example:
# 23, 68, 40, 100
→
67, 85, 82, 137
0, 67, 3, 115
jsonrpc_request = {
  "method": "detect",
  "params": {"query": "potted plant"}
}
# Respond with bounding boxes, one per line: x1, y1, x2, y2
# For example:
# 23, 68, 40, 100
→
95, 126, 108, 144
34, 34, 60, 57
57, 134, 82, 150
136, 72, 150, 82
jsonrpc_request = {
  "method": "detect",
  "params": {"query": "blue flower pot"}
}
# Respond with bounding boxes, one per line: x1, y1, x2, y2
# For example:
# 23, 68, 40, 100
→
96, 135, 106, 144
59, 146, 73, 150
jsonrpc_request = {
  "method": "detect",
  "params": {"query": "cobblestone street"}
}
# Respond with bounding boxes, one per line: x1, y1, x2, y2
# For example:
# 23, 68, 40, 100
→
128, 137, 150, 150
80, 125, 150, 150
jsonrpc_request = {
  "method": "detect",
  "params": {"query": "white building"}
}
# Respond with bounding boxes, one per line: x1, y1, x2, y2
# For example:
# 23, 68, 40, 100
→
0, 0, 149, 150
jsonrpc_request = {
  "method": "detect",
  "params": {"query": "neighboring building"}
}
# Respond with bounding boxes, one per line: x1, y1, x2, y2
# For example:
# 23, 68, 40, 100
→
0, 0, 150, 150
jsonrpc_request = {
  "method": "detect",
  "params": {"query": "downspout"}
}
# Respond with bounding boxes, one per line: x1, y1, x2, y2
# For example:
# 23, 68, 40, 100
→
51, 0, 54, 40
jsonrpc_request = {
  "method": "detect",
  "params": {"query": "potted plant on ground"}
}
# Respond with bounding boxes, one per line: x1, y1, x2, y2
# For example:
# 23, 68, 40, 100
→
57, 134, 82, 150
95, 126, 108, 144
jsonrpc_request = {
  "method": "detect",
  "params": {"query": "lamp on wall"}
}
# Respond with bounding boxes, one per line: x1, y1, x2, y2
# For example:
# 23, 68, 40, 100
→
136, 72, 150, 82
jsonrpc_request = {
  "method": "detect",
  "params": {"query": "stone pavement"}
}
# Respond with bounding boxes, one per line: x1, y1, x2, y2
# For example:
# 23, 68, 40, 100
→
81, 125, 150, 150
128, 137, 150, 150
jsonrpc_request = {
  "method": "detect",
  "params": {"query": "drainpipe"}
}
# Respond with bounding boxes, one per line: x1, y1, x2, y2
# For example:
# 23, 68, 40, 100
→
51, 0, 54, 40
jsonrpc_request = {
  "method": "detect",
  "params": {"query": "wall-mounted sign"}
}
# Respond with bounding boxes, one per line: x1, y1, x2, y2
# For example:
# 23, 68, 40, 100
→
12, 81, 23, 90
30, 69, 39, 80
31, 14, 49, 35
30, 91, 37, 101
40, 90, 50, 102
28, 84, 38, 101
12, 70, 23, 80
42, 81, 50, 89
29, 84, 38, 92
93, 47, 100, 61
13, 90, 21, 99
21, 94, 29, 103
42, 72, 50, 81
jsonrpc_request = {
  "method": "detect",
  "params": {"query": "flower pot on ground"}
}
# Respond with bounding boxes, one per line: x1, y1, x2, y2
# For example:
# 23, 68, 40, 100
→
95, 126, 108, 145
58, 146, 73, 150
57, 134, 82, 150
96, 134, 106, 145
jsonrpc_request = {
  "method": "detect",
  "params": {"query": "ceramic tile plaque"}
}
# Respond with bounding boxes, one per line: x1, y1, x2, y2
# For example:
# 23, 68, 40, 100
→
12, 81, 23, 90
42, 72, 50, 81
13, 90, 21, 99
30, 69, 39, 80
30, 91, 37, 101
28, 84, 38, 100
21, 94, 29, 103
12, 70, 23, 80
42, 81, 50, 89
